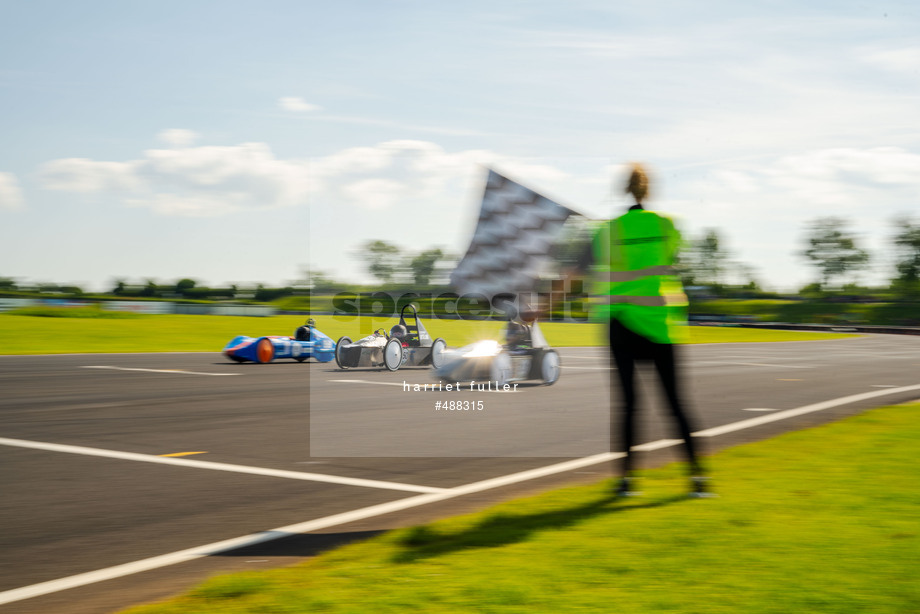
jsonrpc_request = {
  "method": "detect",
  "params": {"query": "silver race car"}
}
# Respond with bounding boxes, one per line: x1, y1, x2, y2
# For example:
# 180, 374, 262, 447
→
334, 304, 447, 371
433, 318, 561, 386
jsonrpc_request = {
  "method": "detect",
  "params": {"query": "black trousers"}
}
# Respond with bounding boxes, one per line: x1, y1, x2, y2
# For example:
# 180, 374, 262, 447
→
608, 319, 702, 476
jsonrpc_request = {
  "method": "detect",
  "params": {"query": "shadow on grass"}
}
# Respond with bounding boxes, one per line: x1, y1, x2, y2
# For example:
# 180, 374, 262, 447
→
390, 492, 687, 564
215, 530, 385, 559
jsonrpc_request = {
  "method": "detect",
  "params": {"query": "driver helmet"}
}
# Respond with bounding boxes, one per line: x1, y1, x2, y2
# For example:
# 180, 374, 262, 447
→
390, 324, 408, 339
505, 321, 529, 346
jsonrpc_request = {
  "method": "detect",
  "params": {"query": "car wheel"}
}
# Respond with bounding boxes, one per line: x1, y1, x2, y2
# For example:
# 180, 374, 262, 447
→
384, 337, 403, 371
430, 338, 447, 369
490, 351, 511, 387
541, 350, 560, 385
295, 356, 307, 363
335, 336, 352, 369
255, 338, 275, 364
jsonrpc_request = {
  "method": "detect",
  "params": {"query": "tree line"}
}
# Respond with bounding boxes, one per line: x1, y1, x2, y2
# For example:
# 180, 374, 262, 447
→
3, 216, 919, 301
678, 215, 920, 299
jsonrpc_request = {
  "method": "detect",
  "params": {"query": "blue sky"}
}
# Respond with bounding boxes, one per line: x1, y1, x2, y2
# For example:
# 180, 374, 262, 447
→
2, 1, 918, 292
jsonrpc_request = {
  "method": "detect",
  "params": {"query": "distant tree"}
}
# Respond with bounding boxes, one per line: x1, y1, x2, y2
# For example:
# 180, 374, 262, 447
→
175, 278, 197, 296
678, 228, 730, 288
0, 277, 18, 291
59, 285, 84, 296
800, 217, 870, 289
360, 240, 403, 284
140, 279, 159, 297
733, 263, 762, 293
674, 242, 697, 287
697, 229, 729, 286
254, 285, 293, 302
408, 248, 444, 286
799, 282, 824, 297
301, 269, 341, 292
892, 216, 920, 282
112, 279, 126, 295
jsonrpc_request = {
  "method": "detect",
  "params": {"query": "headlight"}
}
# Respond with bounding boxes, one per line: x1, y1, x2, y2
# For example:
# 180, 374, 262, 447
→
462, 340, 501, 358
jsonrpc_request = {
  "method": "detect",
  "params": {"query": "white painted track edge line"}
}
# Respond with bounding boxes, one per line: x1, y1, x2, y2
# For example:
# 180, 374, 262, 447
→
82, 366, 240, 376
694, 383, 920, 438
0, 438, 446, 494
3, 383, 919, 606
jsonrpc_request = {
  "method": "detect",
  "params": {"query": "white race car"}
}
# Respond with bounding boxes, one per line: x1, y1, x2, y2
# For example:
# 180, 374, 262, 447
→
334, 305, 447, 371
433, 319, 560, 386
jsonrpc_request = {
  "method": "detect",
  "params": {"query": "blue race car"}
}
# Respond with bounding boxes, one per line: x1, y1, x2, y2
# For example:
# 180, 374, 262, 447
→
223, 319, 336, 363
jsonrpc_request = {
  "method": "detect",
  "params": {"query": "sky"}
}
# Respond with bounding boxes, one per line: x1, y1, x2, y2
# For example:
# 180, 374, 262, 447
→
2, 1, 919, 293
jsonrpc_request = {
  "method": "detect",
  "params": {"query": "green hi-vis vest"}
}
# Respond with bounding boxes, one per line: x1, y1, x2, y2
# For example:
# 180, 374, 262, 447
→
590, 209, 689, 344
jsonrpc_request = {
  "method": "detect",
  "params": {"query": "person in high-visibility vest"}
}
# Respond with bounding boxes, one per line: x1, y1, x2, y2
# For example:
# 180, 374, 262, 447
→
578, 163, 711, 498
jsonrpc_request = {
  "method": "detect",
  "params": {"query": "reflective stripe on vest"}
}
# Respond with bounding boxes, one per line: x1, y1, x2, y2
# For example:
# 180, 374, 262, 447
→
601, 295, 668, 306
602, 265, 676, 283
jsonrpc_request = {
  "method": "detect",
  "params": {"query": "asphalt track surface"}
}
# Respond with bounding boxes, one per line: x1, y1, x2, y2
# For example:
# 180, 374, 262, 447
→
2, 333, 920, 613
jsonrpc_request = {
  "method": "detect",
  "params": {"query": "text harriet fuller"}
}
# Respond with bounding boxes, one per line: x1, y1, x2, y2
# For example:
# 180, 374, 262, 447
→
403, 380, 519, 392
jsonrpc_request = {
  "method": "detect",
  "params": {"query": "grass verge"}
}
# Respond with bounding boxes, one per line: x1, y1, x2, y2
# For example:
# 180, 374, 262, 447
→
121, 402, 920, 613
0, 313, 857, 354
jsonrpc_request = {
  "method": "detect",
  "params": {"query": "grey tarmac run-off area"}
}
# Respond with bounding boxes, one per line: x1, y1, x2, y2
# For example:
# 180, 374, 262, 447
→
1, 333, 919, 613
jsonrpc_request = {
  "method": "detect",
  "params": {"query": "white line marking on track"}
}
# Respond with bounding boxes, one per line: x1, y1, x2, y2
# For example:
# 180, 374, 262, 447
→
3, 382, 920, 606
81, 366, 240, 377
693, 383, 920, 438
632, 438, 683, 451
0, 438, 445, 494
328, 379, 406, 387
329, 379, 521, 392
735, 362, 813, 369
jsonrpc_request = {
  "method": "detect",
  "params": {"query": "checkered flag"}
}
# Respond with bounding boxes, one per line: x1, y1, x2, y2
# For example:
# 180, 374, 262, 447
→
450, 169, 581, 299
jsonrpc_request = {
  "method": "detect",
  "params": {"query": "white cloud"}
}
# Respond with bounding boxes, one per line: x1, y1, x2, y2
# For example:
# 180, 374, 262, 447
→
527, 31, 687, 60
309, 139, 573, 212
342, 178, 405, 210
33, 136, 579, 221
157, 129, 200, 147
278, 96, 322, 112
764, 147, 920, 207
39, 141, 310, 217
38, 159, 143, 193
0, 172, 25, 209
859, 46, 920, 74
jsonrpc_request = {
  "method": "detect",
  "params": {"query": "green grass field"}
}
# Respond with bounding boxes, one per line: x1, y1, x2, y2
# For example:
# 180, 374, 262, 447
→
0, 312, 858, 354
121, 402, 920, 613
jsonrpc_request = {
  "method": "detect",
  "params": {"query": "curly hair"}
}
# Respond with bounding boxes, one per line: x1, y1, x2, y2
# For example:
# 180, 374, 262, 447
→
624, 163, 650, 203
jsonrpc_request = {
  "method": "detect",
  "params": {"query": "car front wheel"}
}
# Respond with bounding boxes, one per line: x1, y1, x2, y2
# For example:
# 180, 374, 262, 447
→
384, 337, 403, 371
540, 350, 560, 385
335, 336, 352, 370
430, 338, 447, 369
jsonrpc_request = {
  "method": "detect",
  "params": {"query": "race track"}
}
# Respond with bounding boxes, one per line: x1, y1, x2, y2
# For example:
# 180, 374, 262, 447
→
2, 333, 919, 613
